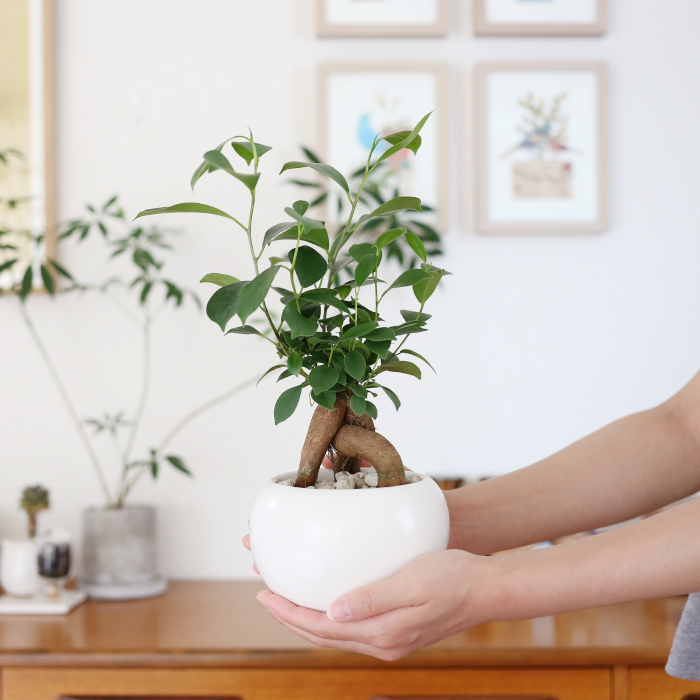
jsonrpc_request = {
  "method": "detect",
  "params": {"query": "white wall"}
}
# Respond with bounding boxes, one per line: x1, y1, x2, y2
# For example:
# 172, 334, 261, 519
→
2, 0, 700, 579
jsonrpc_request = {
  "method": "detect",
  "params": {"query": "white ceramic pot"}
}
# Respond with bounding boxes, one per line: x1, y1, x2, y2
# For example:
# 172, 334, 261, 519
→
249, 470, 450, 612
0, 538, 40, 597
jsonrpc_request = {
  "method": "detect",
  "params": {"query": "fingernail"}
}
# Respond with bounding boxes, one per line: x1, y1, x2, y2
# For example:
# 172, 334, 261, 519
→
256, 594, 270, 610
327, 598, 352, 622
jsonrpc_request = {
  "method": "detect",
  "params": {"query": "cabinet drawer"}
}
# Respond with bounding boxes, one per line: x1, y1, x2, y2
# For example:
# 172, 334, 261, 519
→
3, 667, 611, 700
630, 667, 700, 700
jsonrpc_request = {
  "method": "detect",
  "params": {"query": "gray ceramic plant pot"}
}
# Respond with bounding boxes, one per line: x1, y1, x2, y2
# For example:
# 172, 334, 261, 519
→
81, 504, 167, 600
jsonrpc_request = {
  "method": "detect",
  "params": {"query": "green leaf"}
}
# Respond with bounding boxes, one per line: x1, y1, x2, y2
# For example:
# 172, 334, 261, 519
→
312, 390, 336, 411
299, 289, 350, 313
385, 268, 431, 294
365, 400, 378, 420
365, 339, 391, 359
283, 302, 319, 338
287, 351, 302, 376
280, 161, 350, 194
400, 348, 436, 373
225, 325, 264, 336
350, 394, 366, 416
257, 364, 285, 386
413, 270, 443, 304
47, 259, 73, 280
382, 130, 422, 155
361, 196, 423, 225
206, 280, 249, 332
379, 385, 401, 411
0, 259, 17, 274
274, 384, 305, 425
140, 281, 153, 304
405, 231, 427, 262
40, 265, 55, 295
309, 366, 339, 394
232, 140, 272, 165
349, 243, 377, 263
237, 266, 280, 323
375, 360, 421, 380
374, 112, 431, 167
350, 383, 367, 398
200, 273, 240, 287
400, 309, 432, 323
344, 351, 366, 381
293, 200, 309, 216
284, 207, 326, 233
165, 455, 192, 476
354, 253, 377, 288
366, 327, 396, 342
203, 150, 261, 191
263, 222, 297, 248
376, 228, 406, 249
290, 246, 327, 288
135, 202, 240, 223
191, 137, 229, 190
275, 225, 330, 251
340, 322, 377, 341
19, 266, 33, 300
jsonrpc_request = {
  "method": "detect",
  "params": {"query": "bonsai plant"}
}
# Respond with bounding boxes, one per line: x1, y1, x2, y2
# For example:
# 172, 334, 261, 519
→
20, 485, 50, 539
137, 113, 452, 610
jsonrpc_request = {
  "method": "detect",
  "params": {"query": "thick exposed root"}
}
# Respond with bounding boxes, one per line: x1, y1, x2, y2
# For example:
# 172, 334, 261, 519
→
295, 394, 347, 488
344, 407, 375, 432
332, 424, 405, 487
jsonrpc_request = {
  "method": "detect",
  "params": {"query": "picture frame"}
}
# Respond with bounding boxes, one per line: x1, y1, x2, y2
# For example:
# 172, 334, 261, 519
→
475, 62, 608, 234
0, 0, 55, 289
474, 0, 607, 37
316, 0, 448, 38
318, 63, 448, 231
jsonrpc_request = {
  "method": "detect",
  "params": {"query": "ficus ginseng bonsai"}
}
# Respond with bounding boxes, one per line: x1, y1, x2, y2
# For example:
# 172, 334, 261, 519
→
136, 113, 449, 488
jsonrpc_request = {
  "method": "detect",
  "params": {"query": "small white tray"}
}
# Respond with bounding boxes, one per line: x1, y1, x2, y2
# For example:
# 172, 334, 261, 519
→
0, 589, 87, 615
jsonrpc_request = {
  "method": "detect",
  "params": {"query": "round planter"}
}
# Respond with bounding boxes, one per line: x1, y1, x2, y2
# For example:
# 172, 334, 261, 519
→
81, 504, 167, 600
249, 470, 450, 612
0, 538, 40, 597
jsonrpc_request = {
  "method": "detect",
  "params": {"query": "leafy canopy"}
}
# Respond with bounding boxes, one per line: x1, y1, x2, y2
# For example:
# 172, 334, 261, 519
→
136, 117, 449, 424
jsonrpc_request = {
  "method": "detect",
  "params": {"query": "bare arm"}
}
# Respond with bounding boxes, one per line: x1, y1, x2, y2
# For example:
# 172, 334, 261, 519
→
447, 370, 700, 554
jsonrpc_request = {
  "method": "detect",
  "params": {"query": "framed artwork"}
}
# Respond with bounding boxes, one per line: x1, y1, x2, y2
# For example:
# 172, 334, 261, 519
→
474, 0, 607, 37
0, 0, 55, 289
319, 64, 448, 230
316, 0, 448, 38
475, 62, 608, 234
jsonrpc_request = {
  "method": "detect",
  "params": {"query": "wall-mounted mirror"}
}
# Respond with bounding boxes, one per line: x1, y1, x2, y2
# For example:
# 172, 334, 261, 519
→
0, 0, 54, 290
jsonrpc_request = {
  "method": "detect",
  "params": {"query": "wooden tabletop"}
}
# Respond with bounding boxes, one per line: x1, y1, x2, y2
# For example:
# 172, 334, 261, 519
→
0, 581, 684, 668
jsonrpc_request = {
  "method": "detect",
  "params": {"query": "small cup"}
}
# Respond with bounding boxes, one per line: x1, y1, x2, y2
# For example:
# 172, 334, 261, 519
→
0, 538, 40, 597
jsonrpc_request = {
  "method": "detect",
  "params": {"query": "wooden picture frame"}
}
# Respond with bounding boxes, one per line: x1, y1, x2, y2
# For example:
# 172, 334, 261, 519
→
316, 0, 448, 38
0, 0, 55, 288
475, 62, 609, 234
318, 63, 448, 231
474, 0, 607, 37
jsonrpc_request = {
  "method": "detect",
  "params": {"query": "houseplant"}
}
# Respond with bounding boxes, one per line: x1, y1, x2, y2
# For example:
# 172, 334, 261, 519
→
137, 113, 451, 610
1, 160, 256, 597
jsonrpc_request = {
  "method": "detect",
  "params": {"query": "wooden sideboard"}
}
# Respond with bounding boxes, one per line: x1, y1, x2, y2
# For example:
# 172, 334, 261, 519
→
0, 581, 697, 700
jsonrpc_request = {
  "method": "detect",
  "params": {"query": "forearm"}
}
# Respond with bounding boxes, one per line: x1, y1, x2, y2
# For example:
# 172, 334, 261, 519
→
447, 402, 700, 554
473, 495, 700, 623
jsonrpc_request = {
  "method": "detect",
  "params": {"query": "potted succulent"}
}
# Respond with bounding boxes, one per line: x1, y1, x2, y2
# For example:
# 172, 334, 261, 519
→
138, 113, 451, 611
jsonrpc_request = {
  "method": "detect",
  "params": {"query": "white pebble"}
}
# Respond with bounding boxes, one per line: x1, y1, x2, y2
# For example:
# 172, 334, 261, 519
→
315, 480, 335, 489
406, 474, 421, 484
334, 476, 354, 489
306, 485, 316, 489
365, 473, 378, 488
352, 473, 366, 489
277, 479, 294, 487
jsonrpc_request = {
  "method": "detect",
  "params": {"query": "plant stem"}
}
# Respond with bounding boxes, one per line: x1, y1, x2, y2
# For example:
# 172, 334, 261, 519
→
16, 298, 113, 504
123, 308, 152, 464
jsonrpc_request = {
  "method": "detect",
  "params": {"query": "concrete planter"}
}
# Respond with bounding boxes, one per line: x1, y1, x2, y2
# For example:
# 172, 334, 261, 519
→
81, 505, 167, 600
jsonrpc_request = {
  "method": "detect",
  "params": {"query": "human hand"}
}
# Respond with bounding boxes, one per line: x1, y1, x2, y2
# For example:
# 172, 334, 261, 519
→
256, 549, 491, 661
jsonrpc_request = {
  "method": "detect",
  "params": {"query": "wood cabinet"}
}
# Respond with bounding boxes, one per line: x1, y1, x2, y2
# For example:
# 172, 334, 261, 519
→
0, 582, 696, 700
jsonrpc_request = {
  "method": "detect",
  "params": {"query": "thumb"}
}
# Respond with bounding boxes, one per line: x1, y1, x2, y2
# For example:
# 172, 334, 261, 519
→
327, 566, 422, 622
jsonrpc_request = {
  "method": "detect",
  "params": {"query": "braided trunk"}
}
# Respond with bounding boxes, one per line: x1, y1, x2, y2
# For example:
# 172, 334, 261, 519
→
295, 392, 405, 488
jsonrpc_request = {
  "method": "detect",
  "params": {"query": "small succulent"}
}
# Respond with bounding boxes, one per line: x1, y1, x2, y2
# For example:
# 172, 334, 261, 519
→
20, 485, 50, 538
